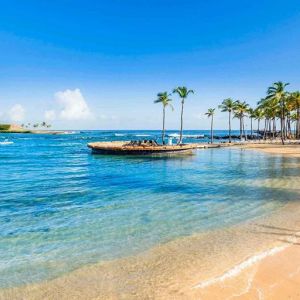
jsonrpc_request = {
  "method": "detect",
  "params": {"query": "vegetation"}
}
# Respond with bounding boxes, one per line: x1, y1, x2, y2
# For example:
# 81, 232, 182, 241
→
21, 122, 52, 129
0, 124, 11, 131
153, 81, 300, 145
217, 81, 300, 144
172, 87, 194, 144
154, 92, 173, 144
205, 108, 215, 143
234, 101, 249, 140
218, 98, 235, 143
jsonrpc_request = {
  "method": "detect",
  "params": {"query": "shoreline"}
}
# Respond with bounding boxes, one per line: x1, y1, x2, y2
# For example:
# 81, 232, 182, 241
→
0, 145, 299, 299
237, 142, 300, 157
0, 130, 74, 135
1, 202, 300, 299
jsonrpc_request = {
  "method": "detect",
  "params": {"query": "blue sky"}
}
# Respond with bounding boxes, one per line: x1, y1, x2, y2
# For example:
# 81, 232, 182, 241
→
1, 0, 300, 130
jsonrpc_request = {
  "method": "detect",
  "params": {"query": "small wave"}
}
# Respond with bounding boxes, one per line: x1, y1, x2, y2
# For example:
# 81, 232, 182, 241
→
114, 133, 126, 137
184, 134, 205, 138
135, 134, 151, 137
0, 141, 14, 145
168, 134, 204, 138
194, 243, 295, 289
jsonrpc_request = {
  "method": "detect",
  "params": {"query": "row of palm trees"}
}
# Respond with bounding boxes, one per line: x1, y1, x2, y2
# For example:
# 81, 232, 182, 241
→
21, 122, 51, 129
155, 81, 300, 145
213, 81, 300, 144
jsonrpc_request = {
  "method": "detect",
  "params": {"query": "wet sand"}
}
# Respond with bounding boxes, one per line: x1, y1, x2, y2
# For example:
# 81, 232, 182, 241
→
1, 145, 300, 300
1, 201, 300, 300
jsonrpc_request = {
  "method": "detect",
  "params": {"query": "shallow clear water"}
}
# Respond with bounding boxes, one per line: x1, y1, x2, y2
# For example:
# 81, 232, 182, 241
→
0, 130, 299, 288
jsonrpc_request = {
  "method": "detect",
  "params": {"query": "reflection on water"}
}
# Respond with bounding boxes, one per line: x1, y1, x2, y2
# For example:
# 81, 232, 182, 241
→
0, 131, 299, 288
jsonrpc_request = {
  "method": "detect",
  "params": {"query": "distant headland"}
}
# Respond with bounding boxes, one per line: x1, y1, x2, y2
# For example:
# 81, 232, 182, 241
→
0, 123, 64, 134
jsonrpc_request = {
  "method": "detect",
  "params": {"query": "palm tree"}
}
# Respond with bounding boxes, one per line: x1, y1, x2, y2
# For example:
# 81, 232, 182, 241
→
205, 108, 215, 144
234, 101, 249, 140
173, 86, 194, 144
154, 92, 173, 144
289, 91, 300, 138
266, 81, 289, 144
254, 108, 264, 139
218, 98, 235, 143
248, 108, 256, 137
257, 97, 279, 139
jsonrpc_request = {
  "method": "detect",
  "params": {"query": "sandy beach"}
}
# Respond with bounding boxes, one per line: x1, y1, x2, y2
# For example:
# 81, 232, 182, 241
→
239, 142, 300, 157
1, 144, 300, 300
1, 201, 300, 300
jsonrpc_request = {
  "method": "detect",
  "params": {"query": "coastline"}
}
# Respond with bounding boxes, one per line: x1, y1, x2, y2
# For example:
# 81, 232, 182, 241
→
1, 145, 299, 299
1, 202, 299, 300
0, 130, 72, 134
237, 142, 300, 157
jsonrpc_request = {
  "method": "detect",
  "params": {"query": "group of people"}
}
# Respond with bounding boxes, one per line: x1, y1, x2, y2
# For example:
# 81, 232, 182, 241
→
126, 140, 159, 147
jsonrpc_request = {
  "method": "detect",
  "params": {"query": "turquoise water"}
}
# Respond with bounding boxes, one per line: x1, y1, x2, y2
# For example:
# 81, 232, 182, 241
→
0, 130, 299, 288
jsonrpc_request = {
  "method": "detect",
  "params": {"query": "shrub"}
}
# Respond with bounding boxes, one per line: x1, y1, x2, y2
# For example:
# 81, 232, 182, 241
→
0, 124, 11, 131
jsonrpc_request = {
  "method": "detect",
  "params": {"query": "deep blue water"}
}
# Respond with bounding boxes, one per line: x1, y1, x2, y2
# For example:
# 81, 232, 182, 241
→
0, 130, 299, 288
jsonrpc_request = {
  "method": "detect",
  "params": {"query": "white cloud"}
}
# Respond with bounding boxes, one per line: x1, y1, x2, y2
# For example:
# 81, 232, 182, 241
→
8, 104, 25, 122
44, 110, 56, 121
54, 89, 93, 121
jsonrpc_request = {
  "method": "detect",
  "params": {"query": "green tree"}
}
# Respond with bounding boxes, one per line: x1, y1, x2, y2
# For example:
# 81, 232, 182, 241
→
234, 101, 249, 140
173, 87, 194, 144
218, 98, 235, 143
289, 91, 300, 138
266, 81, 289, 144
205, 108, 216, 144
154, 92, 173, 144
248, 108, 256, 137
254, 108, 264, 138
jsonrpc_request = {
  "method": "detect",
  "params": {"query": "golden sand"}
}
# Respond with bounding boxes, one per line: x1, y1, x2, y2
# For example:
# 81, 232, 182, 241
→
1, 145, 300, 300
240, 143, 300, 157
1, 201, 300, 300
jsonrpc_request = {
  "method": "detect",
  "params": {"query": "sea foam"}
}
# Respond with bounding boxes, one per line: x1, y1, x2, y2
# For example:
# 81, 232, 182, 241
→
194, 237, 298, 289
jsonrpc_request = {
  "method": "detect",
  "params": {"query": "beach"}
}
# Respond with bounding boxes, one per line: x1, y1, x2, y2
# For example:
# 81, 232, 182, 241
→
240, 143, 300, 157
1, 195, 300, 300
1, 134, 300, 300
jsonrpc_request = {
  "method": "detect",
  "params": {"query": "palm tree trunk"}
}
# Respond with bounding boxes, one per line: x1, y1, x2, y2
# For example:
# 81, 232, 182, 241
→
296, 106, 300, 139
263, 119, 267, 140
229, 111, 232, 143
211, 115, 214, 144
243, 118, 247, 141
240, 118, 242, 140
287, 114, 291, 139
162, 106, 166, 144
250, 118, 253, 136
280, 117, 285, 144
280, 100, 285, 144
179, 100, 184, 144
257, 120, 260, 139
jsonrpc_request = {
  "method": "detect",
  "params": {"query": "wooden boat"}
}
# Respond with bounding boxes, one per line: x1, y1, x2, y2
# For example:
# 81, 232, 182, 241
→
87, 141, 199, 155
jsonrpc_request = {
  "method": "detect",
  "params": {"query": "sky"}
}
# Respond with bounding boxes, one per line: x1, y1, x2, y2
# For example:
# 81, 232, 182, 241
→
0, 0, 300, 130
